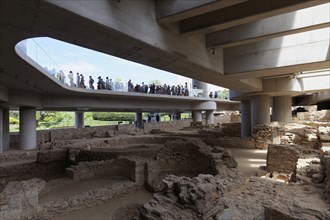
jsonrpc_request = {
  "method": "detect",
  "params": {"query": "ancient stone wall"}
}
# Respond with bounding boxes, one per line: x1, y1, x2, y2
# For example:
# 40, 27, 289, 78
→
203, 137, 255, 149
267, 144, 299, 174
0, 161, 67, 182
253, 123, 284, 149
1, 150, 68, 182
214, 113, 241, 125
297, 110, 330, 121
145, 139, 219, 192
221, 123, 241, 137
9, 120, 192, 148
141, 174, 226, 220
321, 146, 330, 203
65, 157, 142, 184
0, 178, 45, 220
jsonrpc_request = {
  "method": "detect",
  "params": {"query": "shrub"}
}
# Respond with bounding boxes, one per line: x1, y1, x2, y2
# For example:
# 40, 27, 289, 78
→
92, 112, 135, 121
10, 117, 19, 124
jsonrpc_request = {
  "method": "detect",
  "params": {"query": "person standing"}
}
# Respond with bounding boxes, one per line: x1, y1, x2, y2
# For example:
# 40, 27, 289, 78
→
80, 74, 85, 88
105, 77, 111, 90
89, 76, 94, 89
184, 82, 189, 96
68, 71, 74, 86
76, 73, 80, 87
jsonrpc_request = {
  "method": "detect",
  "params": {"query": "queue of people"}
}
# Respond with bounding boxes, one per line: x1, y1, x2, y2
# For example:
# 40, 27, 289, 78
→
56, 71, 221, 98
127, 79, 190, 96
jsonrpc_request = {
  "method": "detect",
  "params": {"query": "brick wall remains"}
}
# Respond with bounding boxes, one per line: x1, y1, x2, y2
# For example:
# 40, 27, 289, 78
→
65, 157, 145, 185
10, 120, 192, 149
267, 144, 299, 174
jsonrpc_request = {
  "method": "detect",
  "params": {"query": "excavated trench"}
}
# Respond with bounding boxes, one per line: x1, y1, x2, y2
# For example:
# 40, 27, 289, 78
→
1, 119, 329, 220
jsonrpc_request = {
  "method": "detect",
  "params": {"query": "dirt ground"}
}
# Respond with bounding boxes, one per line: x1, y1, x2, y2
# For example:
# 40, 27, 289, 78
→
49, 189, 153, 220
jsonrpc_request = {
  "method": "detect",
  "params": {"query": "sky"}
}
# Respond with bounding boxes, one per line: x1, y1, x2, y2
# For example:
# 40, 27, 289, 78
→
26, 37, 223, 91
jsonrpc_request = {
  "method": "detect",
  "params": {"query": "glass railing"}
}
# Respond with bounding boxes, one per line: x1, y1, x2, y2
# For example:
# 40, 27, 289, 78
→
19, 39, 208, 97
27, 39, 63, 76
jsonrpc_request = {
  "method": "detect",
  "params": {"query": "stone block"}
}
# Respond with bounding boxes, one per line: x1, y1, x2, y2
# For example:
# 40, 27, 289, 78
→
267, 144, 299, 174
264, 206, 300, 220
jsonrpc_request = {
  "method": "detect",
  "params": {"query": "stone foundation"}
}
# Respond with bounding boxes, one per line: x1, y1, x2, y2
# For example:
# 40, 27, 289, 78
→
267, 144, 299, 174
65, 157, 145, 185
297, 110, 330, 121
0, 178, 45, 220
9, 120, 192, 149
321, 146, 330, 203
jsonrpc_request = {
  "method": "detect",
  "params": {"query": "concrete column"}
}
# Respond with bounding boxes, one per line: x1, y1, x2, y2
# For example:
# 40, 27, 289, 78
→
135, 112, 143, 128
251, 95, 270, 131
2, 108, 10, 151
0, 108, 10, 153
74, 112, 84, 129
0, 108, 3, 153
272, 96, 292, 122
206, 110, 214, 125
241, 99, 251, 137
193, 111, 202, 122
192, 79, 208, 97
20, 107, 37, 150
175, 112, 181, 120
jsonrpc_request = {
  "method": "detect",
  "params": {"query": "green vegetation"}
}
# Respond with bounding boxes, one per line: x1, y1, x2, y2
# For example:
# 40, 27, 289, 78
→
92, 112, 135, 122
36, 111, 74, 128
10, 117, 19, 124
149, 79, 162, 85
214, 89, 229, 99
8, 111, 191, 132
219, 89, 229, 99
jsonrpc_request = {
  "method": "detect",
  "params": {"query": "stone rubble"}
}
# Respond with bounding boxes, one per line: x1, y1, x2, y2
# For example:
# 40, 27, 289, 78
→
1, 109, 329, 219
141, 174, 226, 220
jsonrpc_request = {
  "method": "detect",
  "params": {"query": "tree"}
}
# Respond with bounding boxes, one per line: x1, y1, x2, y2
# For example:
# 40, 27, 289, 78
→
92, 112, 135, 122
149, 79, 161, 85
218, 89, 229, 99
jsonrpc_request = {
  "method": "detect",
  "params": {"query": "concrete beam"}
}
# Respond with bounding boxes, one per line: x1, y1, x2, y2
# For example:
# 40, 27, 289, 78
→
224, 28, 330, 76
293, 91, 330, 106
9, 89, 41, 107
156, 0, 247, 23
0, 84, 9, 103
230, 74, 329, 100
180, 0, 326, 36
191, 101, 217, 111
206, 3, 330, 48
42, 0, 223, 83
298, 73, 330, 92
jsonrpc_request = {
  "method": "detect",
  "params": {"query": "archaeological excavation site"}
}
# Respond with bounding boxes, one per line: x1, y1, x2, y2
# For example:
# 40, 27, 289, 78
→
1, 109, 329, 220
1, 1, 330, 219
